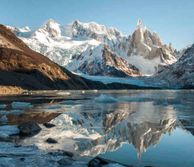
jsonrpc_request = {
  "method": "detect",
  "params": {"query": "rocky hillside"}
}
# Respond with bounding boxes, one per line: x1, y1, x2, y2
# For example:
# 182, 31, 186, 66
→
0, 24, 102, 90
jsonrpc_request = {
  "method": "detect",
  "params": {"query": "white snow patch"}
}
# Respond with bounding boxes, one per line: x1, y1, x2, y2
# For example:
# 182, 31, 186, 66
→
128, 55, 161, 75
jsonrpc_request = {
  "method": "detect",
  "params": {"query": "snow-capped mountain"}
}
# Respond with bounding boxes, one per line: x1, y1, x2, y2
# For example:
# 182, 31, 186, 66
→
30, 19, 62, 40
67, 44, 141, 77
6, 25, 32, 38
8, 19, 177, 76
13, 20, 102, 67
153, 44, 194, 88
127, 20, 176, 74
64, 20, 129, 57
64, 20, 123, 40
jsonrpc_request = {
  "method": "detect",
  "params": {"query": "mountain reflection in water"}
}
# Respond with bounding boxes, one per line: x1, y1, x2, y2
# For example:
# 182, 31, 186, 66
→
0, 90, 194, 167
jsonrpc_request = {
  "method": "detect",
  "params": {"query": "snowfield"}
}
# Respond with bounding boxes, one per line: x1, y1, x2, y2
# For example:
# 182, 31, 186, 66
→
78, 73, 147, 86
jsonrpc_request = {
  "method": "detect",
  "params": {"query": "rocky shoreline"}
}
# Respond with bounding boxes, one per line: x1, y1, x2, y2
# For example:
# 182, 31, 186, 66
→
0, 122, 130, 167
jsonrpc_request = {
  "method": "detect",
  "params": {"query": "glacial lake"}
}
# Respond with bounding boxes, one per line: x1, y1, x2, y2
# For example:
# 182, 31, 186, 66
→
0, 90, 194, 167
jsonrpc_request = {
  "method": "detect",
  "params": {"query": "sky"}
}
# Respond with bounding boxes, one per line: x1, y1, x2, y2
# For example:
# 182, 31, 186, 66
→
0, 0, 194, 49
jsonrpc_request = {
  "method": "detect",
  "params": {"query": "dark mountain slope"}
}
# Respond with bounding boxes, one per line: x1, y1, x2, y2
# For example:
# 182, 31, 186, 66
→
0, 25, 97, 90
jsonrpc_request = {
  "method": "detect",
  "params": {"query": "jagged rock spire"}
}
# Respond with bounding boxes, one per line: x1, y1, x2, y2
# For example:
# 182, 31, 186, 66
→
137, 19, 143, 28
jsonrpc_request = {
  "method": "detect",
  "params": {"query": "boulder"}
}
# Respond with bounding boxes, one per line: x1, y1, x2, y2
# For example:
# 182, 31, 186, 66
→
48, 150, 74, 157
46, 138, 58, 144
43, 122, 56, 128
18, 122, 41, 137
88, 157, 131, 167
58, 157, 73, 166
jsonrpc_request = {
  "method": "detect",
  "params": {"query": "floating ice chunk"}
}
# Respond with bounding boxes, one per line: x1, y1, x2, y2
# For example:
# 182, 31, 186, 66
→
0, 104, 6, 109
11, 102, 33, 109
94, 94, 118, 103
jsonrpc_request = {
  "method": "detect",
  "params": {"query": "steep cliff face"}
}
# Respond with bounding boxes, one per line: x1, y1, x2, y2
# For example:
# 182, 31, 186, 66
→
127, 20, 177, 74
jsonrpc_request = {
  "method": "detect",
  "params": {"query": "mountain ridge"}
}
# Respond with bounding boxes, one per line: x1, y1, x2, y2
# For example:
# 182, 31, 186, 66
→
1, 24, 155, 92
8, 19, 177, 76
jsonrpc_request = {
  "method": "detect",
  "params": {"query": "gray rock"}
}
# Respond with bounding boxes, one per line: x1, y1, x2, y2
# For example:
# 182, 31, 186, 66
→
18, 122, 41, 137
88, 157, 109, 167
88, 157, 131, 167
48, 150, 74, 157
58, 157, 73, 166
63, 151, 74, 158
43, 122, 56, 128
46, 138, 58, 144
